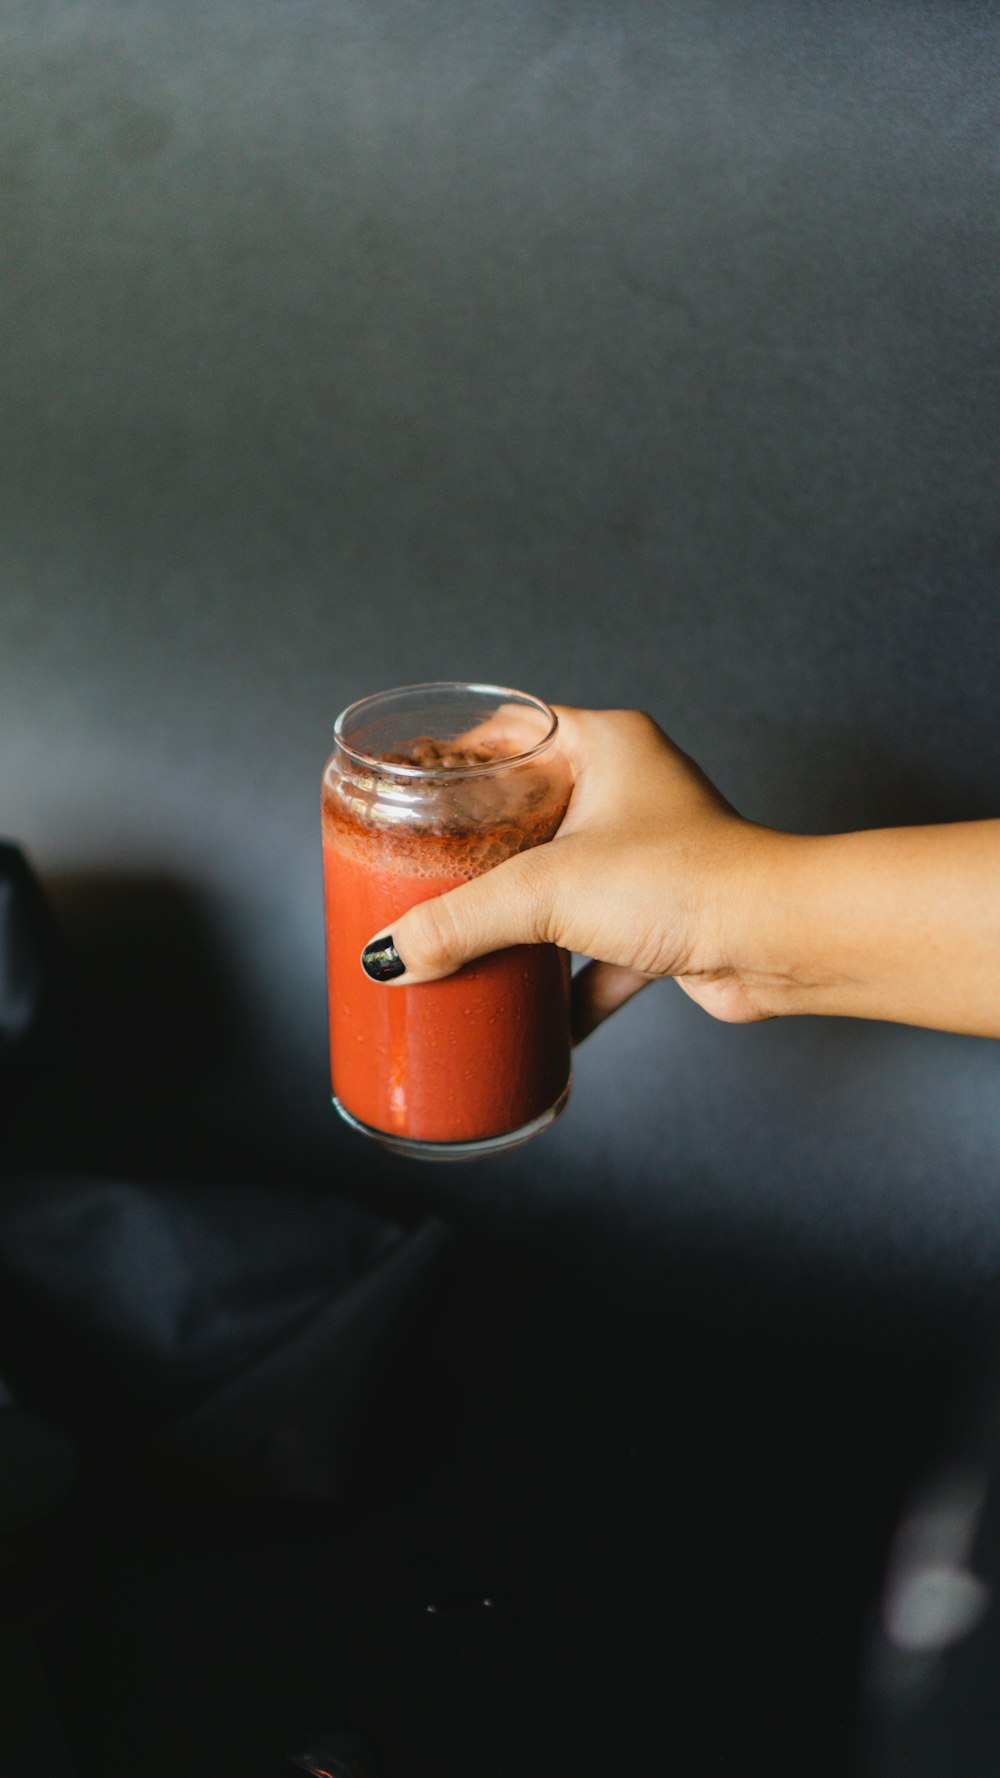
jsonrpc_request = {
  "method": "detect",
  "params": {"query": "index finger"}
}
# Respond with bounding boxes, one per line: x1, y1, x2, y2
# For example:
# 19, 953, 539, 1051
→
456, 699, 560, 760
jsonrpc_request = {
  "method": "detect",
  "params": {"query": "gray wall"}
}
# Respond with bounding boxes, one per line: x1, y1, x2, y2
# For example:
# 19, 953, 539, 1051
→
3, 0, 999, 1291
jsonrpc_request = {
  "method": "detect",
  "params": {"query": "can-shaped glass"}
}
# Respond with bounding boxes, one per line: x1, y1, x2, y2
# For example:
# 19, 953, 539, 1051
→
321, 682, 573, 1160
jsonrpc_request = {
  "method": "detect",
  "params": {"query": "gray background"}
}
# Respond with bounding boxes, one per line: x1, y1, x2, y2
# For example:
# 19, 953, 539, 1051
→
2, 0, 999, 1295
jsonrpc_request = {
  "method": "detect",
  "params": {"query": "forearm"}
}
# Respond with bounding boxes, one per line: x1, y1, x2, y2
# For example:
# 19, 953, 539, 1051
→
368, 705, 1000, 1045
728, 820, 1000, 1036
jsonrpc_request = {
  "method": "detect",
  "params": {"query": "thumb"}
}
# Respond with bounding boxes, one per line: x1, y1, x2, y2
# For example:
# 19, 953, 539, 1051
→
360, 850, 554, 984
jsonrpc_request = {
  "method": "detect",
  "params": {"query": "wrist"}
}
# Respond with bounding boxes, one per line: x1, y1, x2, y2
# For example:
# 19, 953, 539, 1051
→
678, 810, 1000, 1038
709, 823, 835, 1021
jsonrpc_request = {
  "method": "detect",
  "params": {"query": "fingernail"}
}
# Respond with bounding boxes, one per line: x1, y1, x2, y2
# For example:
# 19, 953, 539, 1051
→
360, 934, 406, 982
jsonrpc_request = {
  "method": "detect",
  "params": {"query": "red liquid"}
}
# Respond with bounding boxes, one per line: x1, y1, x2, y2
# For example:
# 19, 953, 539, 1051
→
322, 787, 571, 1145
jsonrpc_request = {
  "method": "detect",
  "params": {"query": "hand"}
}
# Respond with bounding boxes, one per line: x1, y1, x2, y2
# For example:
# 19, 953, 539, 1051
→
361, 707, 774, 1042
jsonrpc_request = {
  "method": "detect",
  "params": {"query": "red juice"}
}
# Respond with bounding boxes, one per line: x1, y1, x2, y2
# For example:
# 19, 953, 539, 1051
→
321, 693, 573, 1155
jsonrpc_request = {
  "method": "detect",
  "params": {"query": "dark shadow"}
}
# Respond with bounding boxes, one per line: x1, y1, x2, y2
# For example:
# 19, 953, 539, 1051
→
7, 868, 255, 1183
7, 868, 403, 1206
0, 857, 458, 1512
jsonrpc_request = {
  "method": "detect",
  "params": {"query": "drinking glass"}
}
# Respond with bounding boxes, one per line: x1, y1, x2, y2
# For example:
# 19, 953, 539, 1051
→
321, 682, 573, 1160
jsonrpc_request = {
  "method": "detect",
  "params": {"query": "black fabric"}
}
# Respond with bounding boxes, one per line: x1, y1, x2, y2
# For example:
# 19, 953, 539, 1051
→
0, 1621, 79, 1777
0, 841, 65, 1093
22, 1227, 982, 1778
0, 841, 451, 1502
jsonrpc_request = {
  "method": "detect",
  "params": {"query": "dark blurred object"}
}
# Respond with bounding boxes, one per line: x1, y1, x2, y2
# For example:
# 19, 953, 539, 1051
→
0, 841, 66, 1083
0, 1408, 83, 1778
0, 1406, 82, 1630
0, 1621, 80, 1778
0, 840, 453, 1504
287, 1731, 381, 1777
0, 1165, 451, 1504
863, 1347, 1000, 1776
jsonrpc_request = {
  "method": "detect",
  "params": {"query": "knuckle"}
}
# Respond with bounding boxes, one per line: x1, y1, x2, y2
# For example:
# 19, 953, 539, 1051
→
616, 707, 660, 737
510, 849, 556, 943
405, 894, 463, 973
583, 707, 663, 745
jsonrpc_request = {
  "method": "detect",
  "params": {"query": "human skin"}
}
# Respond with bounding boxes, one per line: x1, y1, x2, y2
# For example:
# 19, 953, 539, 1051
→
359, 707, 1000, 1043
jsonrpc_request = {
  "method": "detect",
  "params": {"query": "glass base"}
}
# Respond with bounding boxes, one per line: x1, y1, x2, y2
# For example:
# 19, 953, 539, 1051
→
332, 1078, 571, 1162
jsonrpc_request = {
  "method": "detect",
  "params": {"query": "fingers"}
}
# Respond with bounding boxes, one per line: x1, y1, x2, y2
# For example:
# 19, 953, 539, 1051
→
455, 702, 594, 785
456, 701, 553, 757
360, 849, 554, 985
570, 959, 655, 1044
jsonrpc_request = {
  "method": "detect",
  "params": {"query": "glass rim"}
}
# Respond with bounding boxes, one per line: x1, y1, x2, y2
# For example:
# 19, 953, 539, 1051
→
333, 681, 560, 780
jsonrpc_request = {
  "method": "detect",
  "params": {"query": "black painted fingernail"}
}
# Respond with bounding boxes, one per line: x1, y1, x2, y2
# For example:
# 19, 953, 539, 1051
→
361, 934, 406, 981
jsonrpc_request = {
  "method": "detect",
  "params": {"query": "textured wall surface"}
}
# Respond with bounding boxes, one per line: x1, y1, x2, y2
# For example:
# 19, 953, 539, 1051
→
2, 0, 999, 1290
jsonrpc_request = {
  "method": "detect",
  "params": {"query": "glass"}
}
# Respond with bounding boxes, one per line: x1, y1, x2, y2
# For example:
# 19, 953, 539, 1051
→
321, 682, 573, 1160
